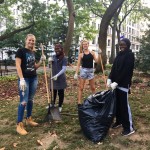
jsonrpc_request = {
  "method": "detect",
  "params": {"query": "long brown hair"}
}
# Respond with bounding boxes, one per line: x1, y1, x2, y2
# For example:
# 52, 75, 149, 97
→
79, 39, 89, 53
25, 34, 36, 51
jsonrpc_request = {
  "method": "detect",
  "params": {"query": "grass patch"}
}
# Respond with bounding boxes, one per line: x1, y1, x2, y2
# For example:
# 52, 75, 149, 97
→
0, 72, 150, 150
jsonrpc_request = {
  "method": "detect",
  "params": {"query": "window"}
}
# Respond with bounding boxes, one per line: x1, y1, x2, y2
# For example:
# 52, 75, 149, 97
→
107, 39, 111, 46
132, 29, 134, 35
129, 35, 131, 40
15, 19, 19, 25
136, 45, 139, 50
132, 44, 135, 50
92, 38, 95, 44
97, 24, 100, 30
13, 9, 16, 15
107, 27, 111, 35
129, 27, 131, 34
92, 22, 96, 28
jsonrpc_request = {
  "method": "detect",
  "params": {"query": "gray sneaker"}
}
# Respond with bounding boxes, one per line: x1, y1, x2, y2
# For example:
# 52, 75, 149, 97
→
121, 130, 135, 136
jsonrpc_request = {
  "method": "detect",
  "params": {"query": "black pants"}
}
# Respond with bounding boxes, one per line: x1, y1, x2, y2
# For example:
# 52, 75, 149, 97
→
53, 89, 64, 107
115, 88, 134, 131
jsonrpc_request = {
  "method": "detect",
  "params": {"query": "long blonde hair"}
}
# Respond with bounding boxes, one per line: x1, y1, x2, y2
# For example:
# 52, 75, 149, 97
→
25, 34, 36, 51
79, 39, 89, 53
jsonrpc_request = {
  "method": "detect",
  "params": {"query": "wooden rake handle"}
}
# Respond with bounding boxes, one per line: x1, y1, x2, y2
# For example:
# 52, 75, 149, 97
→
50, 61, 54, 104
99, 49, 107, 90
40, 44, 50, 104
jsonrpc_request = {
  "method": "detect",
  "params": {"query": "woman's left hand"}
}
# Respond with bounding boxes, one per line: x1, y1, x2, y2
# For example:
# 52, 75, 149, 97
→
51, 75, 58, 80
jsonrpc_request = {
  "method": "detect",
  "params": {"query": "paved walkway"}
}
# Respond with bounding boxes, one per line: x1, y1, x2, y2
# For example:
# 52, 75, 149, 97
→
0, 65, 76, 76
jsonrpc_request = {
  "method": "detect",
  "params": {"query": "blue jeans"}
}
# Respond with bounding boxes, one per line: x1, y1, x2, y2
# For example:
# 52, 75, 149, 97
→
17, 77, 38, 123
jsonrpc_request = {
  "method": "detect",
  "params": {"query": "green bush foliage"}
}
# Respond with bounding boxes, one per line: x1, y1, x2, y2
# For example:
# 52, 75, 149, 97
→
135, 26, 150, 73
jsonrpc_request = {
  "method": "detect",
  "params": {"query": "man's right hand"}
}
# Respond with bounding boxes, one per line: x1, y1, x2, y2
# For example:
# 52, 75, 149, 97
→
74, 74, 78, 80
20, 78, 26, 91
110, 82, 118, 90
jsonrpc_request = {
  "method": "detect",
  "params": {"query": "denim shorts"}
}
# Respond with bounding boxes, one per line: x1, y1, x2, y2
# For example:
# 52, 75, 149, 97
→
80, 67, 94, 80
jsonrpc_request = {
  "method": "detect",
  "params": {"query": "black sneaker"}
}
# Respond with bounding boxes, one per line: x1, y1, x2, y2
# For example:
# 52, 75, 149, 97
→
111, 122, 122, 129
121, 130, 135, 136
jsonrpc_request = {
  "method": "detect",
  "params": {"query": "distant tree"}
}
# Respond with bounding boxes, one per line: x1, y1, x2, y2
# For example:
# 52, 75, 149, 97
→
135, 27, 150, 73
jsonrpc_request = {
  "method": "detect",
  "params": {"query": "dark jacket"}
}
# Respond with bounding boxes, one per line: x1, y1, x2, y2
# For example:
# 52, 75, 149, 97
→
109, 49, 135, 88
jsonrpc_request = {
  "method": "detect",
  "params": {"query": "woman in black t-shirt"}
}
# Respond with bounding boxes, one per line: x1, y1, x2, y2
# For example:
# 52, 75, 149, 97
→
15, 34, 46, 135
74, 39, 97, 104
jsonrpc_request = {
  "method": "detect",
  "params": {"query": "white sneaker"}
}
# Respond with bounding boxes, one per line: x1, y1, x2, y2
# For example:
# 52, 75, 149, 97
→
45, 106, 49, 109
59, 107, 62, 112
45, 104, 53, 109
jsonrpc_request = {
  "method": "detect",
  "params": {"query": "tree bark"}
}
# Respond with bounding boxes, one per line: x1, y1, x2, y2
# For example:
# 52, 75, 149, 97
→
109, 13, 118, 64
64, 0, 75, 57
96, 0, 125, 72
0, 0, 4, 4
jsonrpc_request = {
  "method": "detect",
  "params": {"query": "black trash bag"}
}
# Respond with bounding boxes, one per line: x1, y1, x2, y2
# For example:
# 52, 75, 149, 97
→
78, 90, 116, 143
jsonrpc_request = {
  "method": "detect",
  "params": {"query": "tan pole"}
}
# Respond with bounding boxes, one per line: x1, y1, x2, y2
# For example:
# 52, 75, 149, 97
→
40, 43, 50, 103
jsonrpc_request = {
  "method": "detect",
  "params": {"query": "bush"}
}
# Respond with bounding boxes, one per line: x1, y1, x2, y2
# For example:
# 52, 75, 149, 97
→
105, 64, 112, 70
135, 28, 150, 73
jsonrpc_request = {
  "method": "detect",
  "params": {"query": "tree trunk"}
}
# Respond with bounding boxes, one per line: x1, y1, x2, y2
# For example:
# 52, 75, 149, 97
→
116, 28, 121, 54
64, 0, 75, 57
109, 13, 118, 64
96, 0, 125, 72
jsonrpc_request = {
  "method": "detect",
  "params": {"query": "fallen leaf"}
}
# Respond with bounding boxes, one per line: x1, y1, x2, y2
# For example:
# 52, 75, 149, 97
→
37, 140, 43, 146
52, 133, 57, 137
97, 142, 103, 145
13, 143, 18, 147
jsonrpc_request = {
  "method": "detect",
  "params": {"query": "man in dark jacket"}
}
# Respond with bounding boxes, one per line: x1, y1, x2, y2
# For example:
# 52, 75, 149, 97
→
107, 38, 135, 136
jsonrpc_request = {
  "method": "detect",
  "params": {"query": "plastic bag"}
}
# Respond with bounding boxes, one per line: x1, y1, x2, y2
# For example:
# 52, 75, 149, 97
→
78, 90, 116, 143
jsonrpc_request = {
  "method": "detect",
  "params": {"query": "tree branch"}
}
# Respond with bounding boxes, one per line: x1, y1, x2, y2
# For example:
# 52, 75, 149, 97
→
0, 23, 35, 41
0, 0, 4, 4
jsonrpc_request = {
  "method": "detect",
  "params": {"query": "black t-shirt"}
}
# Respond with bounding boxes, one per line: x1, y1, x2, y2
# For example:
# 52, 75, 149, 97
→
15, 48, 37, 78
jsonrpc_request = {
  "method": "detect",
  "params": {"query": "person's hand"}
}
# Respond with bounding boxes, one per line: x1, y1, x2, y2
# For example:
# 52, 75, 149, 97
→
110, 82, 118, 90
19, 78, 26, 91
107, 79, 112, 88
40, 54, 46, 62
74, 73, 78, 80
51, 75, 58, 81
48, 57, 53, 62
